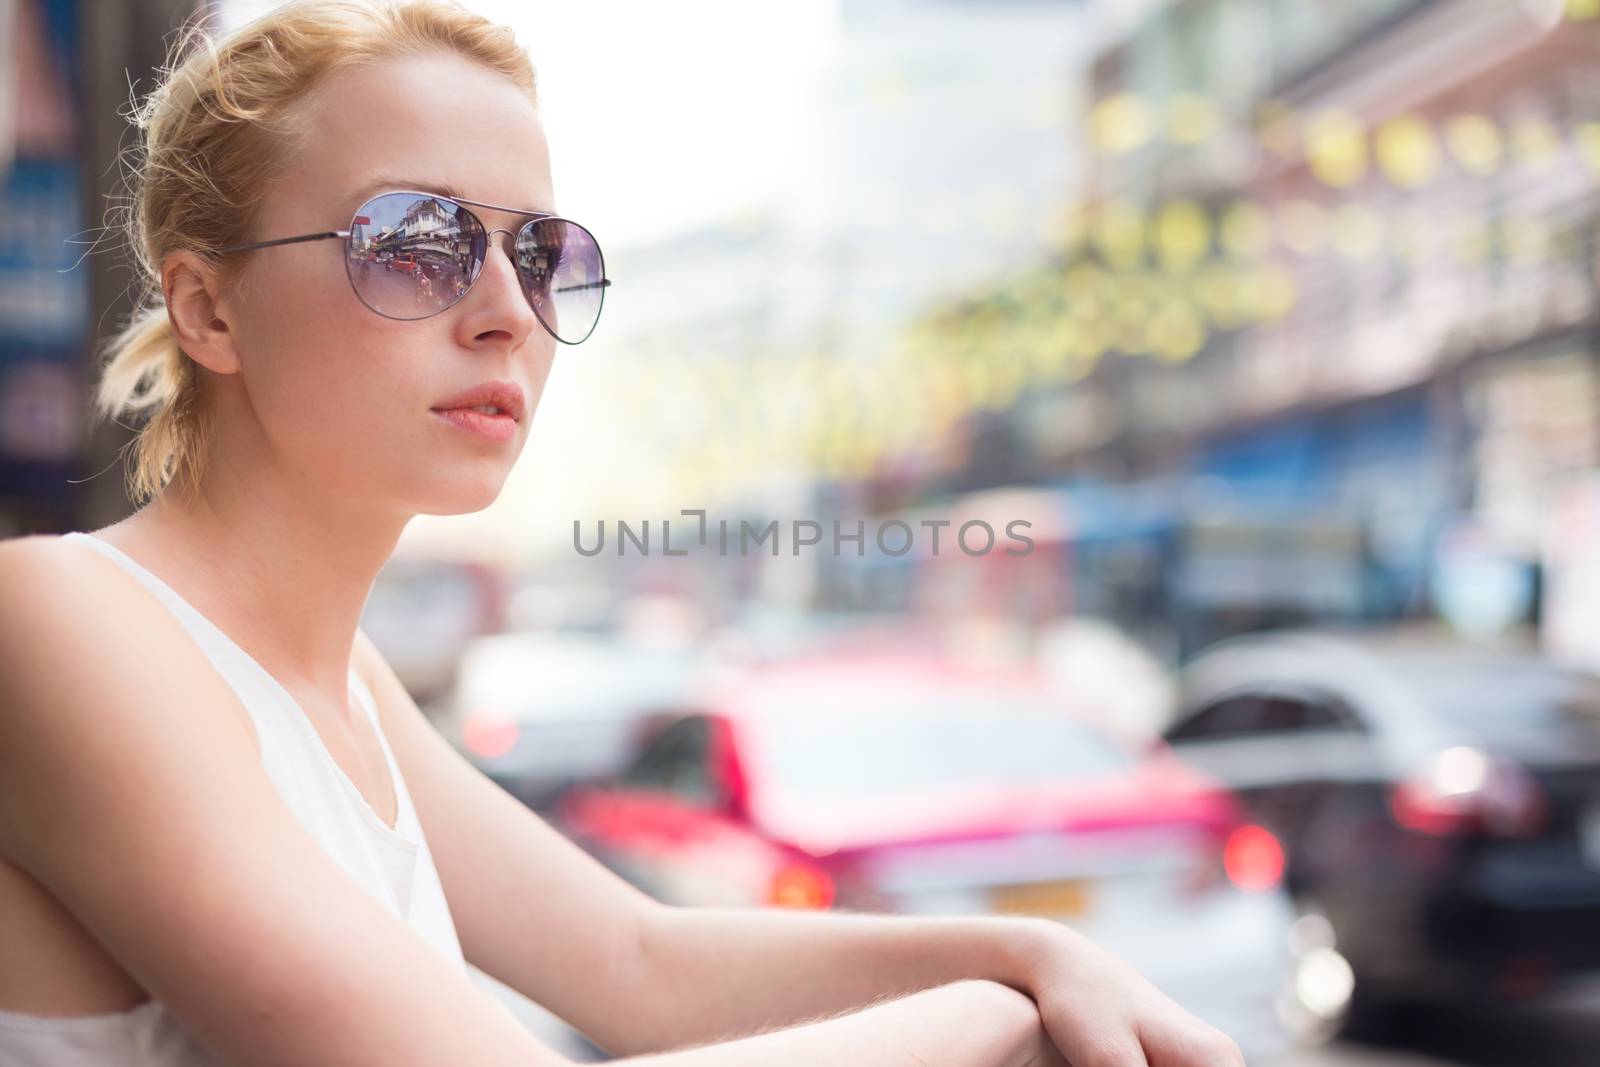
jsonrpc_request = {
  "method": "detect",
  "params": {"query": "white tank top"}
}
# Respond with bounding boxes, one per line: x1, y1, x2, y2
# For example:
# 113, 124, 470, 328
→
0, 531, 468, 1065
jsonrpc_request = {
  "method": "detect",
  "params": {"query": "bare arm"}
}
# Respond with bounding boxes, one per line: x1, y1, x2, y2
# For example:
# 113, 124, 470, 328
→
623, 979, 1064, 1067
630, 906, 1244, 1066
625, 905, 1058, 1052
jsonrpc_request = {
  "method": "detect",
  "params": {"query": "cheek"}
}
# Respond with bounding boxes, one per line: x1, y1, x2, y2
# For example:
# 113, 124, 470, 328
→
233, 260, 435, 455
522, 340, 558, 415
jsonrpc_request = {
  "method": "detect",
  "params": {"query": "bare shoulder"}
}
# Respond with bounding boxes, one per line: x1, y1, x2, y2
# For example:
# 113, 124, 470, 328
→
0, 533, 188, 640
0, 533, 264, 860
0, 532, 260, 755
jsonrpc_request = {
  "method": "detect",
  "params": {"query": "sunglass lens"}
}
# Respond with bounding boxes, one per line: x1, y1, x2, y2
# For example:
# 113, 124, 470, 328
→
344, 192, 485, 319
514, 218, 606, 344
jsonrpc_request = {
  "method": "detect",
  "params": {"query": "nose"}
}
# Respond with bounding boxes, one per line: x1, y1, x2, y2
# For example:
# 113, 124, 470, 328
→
455, 228, 540, 349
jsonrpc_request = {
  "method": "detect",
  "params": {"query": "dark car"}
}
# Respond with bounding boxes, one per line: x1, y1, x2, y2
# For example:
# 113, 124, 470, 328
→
1167, 629, 1600, 1025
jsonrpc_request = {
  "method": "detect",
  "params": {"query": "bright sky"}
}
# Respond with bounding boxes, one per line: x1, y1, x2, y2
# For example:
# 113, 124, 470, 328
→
474, 1, 840, 247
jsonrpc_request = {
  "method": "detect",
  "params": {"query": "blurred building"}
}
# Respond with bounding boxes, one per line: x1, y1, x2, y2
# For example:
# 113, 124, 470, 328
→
0, 0, 87, 535
0, 0, 196, 536
873, 0, 1600, 661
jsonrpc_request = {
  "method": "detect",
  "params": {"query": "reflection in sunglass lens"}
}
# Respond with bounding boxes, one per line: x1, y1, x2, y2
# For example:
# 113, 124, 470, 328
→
344, 192, 486, 320
515, 218, 606, 345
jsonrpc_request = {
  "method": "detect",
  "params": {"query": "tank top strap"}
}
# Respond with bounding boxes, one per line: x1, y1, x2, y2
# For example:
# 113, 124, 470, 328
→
61, 532, 401, 817
59, 531, 283, 705
62, 531, 225, 647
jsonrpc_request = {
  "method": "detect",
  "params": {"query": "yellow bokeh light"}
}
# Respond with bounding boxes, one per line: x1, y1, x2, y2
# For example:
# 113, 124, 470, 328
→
1090, 199, 1147, 269
1305, 109, 1369, 188
1148, 301, 1207, 363
1375, 115, 1440, 188
1155, 200, 1211, 273
1091, 93, 1153, 156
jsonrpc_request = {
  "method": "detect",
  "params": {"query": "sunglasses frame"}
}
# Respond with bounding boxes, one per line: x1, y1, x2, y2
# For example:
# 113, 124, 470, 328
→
215, 189, 611, 345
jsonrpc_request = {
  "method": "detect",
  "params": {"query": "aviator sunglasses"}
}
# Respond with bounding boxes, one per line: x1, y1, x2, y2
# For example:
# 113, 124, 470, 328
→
217, 189, 611, 344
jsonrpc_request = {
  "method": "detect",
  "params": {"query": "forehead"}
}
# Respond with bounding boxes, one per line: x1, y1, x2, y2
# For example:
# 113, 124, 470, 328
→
272, 52, 553, 221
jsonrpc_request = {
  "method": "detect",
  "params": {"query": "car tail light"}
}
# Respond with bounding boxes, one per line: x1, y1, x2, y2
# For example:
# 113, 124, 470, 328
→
1183, 822, 1285, 896
462, 710, 519, 760
1390, 746, 1545, 838
766, 862, 835, 910
1222, 824, 1285, 893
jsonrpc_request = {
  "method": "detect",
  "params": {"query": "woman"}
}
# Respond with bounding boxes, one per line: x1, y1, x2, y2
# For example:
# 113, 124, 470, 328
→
0, 3, 1245, 1065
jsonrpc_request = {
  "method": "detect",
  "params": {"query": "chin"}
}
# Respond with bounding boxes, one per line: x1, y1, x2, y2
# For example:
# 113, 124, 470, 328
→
410, 466, 512, 516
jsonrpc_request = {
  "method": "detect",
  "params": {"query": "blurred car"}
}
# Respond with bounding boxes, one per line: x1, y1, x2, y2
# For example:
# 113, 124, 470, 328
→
558, 652, 1303, 1057
449, 632, 710, 810
1169, 629, 1600, 1027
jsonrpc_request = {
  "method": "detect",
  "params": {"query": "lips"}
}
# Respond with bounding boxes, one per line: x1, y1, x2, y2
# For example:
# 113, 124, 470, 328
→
430, 380, 526, 423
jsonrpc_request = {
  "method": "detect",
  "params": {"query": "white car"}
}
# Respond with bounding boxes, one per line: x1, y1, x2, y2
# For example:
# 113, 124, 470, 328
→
445, 631, 710, 809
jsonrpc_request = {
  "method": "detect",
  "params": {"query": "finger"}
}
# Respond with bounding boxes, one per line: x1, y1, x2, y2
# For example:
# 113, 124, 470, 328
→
1136, 1017, 1245, 1067
1066, 1029, 1149, 1067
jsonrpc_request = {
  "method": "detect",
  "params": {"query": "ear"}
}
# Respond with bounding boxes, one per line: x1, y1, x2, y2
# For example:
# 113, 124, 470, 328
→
162, 250, 242, 376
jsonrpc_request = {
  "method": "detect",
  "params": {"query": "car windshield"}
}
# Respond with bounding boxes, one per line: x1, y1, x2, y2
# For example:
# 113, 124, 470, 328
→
745, 687, 1134, 804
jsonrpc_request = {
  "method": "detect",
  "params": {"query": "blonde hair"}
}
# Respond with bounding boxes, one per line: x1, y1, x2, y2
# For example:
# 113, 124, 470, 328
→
98, 0, 537, 502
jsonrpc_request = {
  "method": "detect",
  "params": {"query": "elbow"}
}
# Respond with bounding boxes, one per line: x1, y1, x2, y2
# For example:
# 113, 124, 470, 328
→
593, 899, 683, 1057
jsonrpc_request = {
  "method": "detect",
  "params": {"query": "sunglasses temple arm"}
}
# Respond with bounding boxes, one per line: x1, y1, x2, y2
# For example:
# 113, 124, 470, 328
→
216, 230, 350, 255
554, 278, 612, 293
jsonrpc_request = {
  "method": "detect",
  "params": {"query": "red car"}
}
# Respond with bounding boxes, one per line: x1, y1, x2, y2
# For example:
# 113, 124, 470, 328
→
559, 651, 1304, 1055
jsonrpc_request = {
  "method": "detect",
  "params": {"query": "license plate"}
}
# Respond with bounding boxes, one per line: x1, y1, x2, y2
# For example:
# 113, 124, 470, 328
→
1582, 805, 1600, 868
990, 879, 1094, 919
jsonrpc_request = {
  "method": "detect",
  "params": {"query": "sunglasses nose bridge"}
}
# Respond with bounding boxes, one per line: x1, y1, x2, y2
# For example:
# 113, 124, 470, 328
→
477, 226, 524, 274
475, 226, 524, 284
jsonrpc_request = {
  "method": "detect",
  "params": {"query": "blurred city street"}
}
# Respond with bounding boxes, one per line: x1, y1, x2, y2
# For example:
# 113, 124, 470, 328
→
8, 0, 1600, 1062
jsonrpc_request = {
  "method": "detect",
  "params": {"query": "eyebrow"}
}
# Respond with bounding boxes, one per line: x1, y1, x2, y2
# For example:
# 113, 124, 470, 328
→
350, 177, 556, 217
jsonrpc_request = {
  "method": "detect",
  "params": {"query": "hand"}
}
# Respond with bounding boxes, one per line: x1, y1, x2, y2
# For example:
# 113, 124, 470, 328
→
1020, 922, 1246, 1067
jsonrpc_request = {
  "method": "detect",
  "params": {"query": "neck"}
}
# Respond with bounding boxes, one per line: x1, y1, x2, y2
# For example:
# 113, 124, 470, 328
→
107, 460, 410, 700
